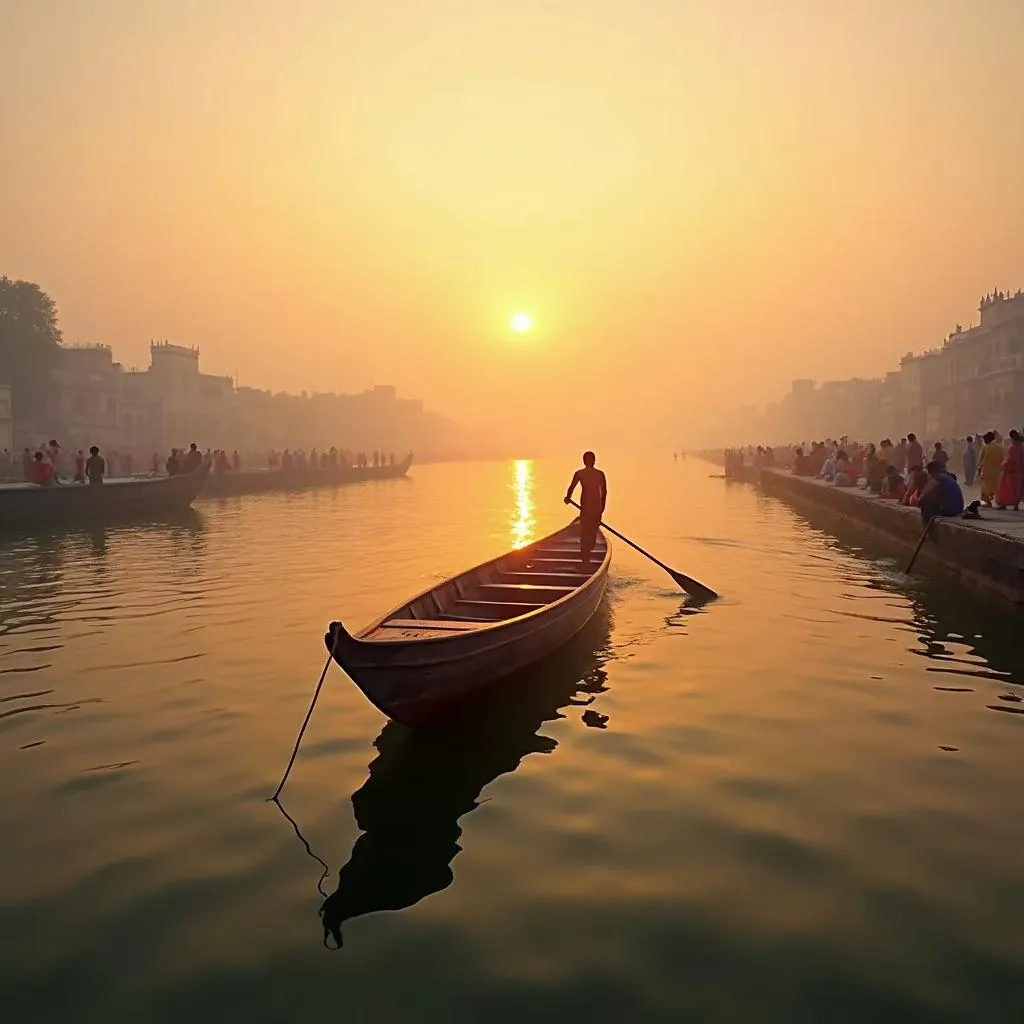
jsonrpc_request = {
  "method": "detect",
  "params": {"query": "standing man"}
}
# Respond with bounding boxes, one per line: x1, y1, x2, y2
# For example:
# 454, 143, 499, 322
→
894, 437, 908, 474
564, 451, 607, 568
85, 445, 106, 485
962, 435, 978, 487
906, 433, 924, 473
184, 442, 203, 473
46, 439, 65, 482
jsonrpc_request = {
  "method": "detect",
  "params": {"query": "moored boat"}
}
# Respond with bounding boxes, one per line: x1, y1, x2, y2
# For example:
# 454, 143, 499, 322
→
325, 521, 611, 727
201, 452, 412, 498
0, 465, 210, 530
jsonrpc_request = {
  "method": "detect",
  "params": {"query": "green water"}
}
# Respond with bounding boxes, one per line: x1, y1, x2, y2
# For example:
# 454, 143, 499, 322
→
2, 459, 1023, 1023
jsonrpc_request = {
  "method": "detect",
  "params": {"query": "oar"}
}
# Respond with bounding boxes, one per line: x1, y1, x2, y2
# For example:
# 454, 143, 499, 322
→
567, 499, 718, 601
904, 516, 933, 574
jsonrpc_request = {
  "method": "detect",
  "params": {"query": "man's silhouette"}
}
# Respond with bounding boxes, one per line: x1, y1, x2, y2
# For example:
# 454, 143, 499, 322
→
564, 451, 607, 567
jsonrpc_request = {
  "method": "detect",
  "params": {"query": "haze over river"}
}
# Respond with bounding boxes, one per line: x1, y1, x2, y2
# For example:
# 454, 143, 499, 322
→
2, 458, 1023, 1023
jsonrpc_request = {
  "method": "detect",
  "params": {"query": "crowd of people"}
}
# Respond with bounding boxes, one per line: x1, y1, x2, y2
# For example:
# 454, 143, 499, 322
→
1, 440, 215, 485
2, 439, 405, 485
727, 429, 1024, 524
265, 447, 398, 471
1, 440, 115, 486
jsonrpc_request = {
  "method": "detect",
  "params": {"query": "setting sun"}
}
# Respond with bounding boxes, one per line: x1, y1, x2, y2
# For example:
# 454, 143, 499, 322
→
510, 312, 533, 334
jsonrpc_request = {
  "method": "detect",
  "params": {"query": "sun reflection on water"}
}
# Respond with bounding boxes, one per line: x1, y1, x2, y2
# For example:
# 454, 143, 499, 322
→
510, 459, 536, 548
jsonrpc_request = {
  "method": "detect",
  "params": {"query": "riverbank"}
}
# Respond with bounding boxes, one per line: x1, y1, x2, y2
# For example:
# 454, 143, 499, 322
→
736, 467, 1024, 605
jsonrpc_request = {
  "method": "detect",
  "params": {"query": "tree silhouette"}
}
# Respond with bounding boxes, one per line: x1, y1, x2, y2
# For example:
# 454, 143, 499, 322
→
0, 276, 63, 422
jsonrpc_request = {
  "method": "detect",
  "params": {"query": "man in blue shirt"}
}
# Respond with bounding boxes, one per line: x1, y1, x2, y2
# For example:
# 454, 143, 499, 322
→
919, 460, 965, 524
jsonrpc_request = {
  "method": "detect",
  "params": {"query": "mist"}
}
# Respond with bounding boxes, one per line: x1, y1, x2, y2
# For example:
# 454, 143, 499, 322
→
3, 0, 1023, 456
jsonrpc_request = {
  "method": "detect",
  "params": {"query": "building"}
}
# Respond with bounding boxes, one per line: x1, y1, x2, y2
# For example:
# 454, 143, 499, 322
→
52, 344, 124, 450
125, 342, 234, 452
768, 376, 886, 442
36, 335, 474, 461
900, 290, 1024, 437
750, 289, 1024, 446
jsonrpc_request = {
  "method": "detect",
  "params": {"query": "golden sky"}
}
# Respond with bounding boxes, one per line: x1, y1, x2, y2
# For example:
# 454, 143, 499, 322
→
3, 0, 1023, 448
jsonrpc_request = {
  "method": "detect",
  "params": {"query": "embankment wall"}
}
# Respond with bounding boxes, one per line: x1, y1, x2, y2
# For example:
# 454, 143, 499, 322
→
752, 469, 1024, 606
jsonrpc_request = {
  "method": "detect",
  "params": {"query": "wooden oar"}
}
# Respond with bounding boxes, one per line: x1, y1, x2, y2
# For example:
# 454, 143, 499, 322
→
904, 516, 933, 574
567, 499, 718, 601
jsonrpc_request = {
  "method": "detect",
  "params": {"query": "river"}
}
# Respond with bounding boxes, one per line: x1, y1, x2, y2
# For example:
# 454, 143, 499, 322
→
2, 458, 1023, 1023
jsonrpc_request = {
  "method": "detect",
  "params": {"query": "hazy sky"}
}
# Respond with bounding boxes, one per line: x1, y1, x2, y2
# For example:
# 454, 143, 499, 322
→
3, 0, 1023, 448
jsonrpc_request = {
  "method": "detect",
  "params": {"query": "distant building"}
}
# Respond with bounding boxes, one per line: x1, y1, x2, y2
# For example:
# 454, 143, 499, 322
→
901, 290, 1024, 436
37, 338, 473, 460
769, 376, 885, 442
125, 342, 234, 451
52, 344, 124, 450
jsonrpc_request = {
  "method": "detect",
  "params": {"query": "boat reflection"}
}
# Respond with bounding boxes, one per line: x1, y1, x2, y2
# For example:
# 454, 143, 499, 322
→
509, 458, 535, 549
316, 603, 611, 948
0, 506, 205, 549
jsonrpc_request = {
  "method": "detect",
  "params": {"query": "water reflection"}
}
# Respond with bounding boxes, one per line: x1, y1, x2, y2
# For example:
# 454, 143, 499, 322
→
0, 507, 205, 547
783, 502, 1024, 694
509, 459, 535, 548
314, 605, 611, 948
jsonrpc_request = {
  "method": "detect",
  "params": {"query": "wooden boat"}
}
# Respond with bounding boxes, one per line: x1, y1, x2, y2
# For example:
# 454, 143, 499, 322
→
316, 609, 611, 944
0, 465, 210, 530
325, 520, 611, 727
201, 452, 412, 498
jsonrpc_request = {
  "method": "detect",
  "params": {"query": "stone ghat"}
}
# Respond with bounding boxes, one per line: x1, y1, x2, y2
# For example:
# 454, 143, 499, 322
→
750, 469, 1024, 605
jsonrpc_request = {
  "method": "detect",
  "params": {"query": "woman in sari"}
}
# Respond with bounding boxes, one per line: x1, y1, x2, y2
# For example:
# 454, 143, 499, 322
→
995, 429, 1024, 511
978, 431, 1003, 506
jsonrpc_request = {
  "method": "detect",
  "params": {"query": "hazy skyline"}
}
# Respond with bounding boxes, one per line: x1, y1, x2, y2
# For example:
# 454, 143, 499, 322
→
3, 0, 1023, 449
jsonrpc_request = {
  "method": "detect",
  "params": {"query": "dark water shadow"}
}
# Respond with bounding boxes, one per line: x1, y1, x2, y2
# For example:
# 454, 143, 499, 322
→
279, 604, 614, 949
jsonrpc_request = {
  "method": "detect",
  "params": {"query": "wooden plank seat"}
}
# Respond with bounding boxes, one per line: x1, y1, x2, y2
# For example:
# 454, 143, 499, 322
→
497, 571, 594, 586
518, 557, 601, 572
442, 600, 543, 620
475, 583, 576, 604
382, 618, 483, 631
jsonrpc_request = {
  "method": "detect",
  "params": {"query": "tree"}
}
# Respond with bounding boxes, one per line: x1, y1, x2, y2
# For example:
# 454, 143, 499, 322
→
0, 276, 63, 424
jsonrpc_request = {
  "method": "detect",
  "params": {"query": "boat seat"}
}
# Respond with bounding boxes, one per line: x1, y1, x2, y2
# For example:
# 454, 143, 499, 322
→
476, 583, 575, 603
443, 600, 542, 620
532, 544, 602, 552
498, 571, 592, 586
519, 557, 600, 571
383, 618, 482, 631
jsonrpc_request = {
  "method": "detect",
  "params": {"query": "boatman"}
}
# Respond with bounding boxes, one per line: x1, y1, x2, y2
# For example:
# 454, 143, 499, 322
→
564, 451, 607, 568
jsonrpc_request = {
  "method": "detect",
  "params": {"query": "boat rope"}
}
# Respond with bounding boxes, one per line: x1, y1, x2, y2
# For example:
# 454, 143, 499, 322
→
270, 628, 340, 800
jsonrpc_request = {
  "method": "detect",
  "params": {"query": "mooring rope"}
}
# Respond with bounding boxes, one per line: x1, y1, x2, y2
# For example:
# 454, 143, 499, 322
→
270, 627, 340, 800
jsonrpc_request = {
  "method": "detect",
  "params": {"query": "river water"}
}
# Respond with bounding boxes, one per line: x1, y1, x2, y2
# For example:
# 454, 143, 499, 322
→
2, 458, 1023, 1023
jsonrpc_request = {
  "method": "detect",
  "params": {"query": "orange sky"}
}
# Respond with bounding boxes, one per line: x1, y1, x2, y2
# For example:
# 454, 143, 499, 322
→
3, 0, 1023, 449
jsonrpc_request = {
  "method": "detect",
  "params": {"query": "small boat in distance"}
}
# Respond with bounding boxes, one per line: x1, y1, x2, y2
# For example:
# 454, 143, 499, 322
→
325, 521, 611, 727
0, 465, 210, 530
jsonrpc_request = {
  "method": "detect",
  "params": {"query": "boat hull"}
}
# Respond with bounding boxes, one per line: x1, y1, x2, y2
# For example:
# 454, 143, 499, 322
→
0, 465, 210, 531
325, 524, 611, 727
201, 453, 412, 498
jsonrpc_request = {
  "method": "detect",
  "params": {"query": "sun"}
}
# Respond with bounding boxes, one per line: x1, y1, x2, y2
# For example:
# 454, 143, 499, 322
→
510, 312, 533, 334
